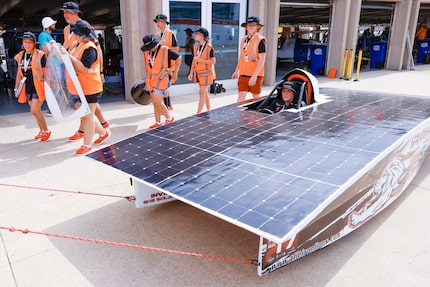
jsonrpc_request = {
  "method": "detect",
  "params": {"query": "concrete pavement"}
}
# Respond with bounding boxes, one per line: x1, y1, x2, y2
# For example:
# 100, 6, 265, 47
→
1, 66, 430, 286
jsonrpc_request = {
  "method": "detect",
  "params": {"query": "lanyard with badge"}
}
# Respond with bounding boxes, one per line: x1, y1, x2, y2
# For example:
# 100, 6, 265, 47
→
243, 34, 256, 62
23, 53, 32, 72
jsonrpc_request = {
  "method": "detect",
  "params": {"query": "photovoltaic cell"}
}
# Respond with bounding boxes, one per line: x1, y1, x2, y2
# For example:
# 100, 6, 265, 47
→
87, 88, 430, 242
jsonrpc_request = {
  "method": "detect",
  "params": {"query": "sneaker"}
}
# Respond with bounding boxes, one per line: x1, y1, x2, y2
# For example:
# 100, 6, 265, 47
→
75, 145, 92, 155
94, 130, 111, 145
149, 122, 162, 129
167, 106, 173, 111
69, 131, 83, 141
40, 131, 51, 142
165, 117, 175, 124
34, 131, 43, 140
101, 121, 110, 129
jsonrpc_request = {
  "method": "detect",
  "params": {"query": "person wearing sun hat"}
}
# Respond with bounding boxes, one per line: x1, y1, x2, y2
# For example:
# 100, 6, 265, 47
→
59, 1, 110, 142
38, 17, 57, 54
253, 81, 300, 114
14, 31, 51, 142
187, 27, 216, 114
63, 20, 110, 155
232, 16, 267, 103
153, 13, 179, 111
140, 33, 181, 129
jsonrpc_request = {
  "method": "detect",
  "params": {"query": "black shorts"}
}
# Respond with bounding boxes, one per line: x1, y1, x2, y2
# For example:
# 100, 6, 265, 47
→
72, 92, 102, 104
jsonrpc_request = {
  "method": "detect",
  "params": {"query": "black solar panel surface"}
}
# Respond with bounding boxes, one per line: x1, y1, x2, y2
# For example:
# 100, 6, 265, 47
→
88, 88, 430, 241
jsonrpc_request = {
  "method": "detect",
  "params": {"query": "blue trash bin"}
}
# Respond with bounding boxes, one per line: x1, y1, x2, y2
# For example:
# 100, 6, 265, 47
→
369, 41, 387, 69
416, 39, 430, 63
310, 45, 327, 76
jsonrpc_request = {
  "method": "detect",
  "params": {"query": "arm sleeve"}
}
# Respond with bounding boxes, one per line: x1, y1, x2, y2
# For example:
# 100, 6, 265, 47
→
258, 39, 266, 53
81, 47, 98, 68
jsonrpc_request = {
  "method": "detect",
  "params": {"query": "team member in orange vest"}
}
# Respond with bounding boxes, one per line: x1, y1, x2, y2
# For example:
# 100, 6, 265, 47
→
154, 14, 179, 111
59, 1, 110, 141
63, 20, 110, 155
14, 32, 51, 142
232, 16, 267, 103
187, 27, 216, 114
141, 34, 181, 129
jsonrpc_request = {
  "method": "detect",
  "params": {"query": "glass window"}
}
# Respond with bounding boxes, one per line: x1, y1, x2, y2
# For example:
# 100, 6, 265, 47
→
170, 1, 201, 84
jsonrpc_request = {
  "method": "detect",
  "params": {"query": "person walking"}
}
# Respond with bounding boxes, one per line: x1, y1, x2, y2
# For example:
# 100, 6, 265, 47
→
14, 32, 51, 142
38, 17, 57, 54
61, 20, 110, 155
140, 34, 181, 129
59, 1, 110, 141
187, 27, 215, 114
232, 16, 267, 103
153, 13, 179, 111
183, 28, 195, 73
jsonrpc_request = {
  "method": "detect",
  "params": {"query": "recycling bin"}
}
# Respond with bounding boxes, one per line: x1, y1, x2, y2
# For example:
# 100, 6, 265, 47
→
369, 41, 387, 69
310, 45, 327, 76
416, 39, 430, 63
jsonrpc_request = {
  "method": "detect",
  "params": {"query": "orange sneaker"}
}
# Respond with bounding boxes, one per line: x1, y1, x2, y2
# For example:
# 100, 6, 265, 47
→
75, 145, 92, 155
167, 106, 173, 111
69, 131, 84, 141
40, 131, 51, 142
165, 117, 175, 124
94, 130, 111, 145
149, 122, 162, 129
101, 121, 110, 129
34, 131, 43, 140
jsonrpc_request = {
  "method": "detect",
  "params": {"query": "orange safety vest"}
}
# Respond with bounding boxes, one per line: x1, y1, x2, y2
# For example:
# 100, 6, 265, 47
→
156, 29, 179, 52
144, 45, 172, 91
239, 33, 266, 77
193, 41, 215, 85
14, 49, 45, 103
63, 25, 79, 51
68, 41, 102, 96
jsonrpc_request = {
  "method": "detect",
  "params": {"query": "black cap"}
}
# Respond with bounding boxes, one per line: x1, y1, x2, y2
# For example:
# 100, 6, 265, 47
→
153, 14, 169, 25
241, 16, 264, 27
141, 34, 161, 51
20, 31, 37, 43
71, 20, 94, 40
194, 27, 209, 40
280, 81, 298, 93
60, 1, 81, 14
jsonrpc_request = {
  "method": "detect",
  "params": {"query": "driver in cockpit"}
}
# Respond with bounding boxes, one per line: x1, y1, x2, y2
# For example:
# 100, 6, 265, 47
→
254, 81, 302, 114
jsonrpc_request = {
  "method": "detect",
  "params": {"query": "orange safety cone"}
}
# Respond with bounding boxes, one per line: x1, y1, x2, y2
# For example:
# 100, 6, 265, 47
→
327, 68, 337, 78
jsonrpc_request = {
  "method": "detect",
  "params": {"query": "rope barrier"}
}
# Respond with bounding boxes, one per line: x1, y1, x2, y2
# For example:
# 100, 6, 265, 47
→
0, 183, 133, 201
0, 226, 255, 265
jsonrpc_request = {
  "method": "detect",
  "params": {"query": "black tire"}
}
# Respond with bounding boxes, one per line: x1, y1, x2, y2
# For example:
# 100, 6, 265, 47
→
130, 80, 151, 105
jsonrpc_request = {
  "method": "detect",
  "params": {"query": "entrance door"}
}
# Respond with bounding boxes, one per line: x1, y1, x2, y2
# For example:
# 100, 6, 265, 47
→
166, 0, 246, 95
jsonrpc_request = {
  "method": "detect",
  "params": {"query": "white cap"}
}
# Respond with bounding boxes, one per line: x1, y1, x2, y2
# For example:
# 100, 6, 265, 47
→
42, 17, 57, 29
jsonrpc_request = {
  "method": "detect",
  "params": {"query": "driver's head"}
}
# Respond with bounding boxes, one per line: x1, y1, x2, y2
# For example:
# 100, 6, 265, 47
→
280, 81, 297, 105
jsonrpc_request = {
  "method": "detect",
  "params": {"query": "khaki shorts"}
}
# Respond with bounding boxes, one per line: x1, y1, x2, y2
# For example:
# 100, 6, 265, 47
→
238, 75, 263, 94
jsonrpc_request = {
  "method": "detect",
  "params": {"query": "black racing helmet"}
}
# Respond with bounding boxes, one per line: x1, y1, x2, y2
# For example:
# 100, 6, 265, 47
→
131, 80, 151, 105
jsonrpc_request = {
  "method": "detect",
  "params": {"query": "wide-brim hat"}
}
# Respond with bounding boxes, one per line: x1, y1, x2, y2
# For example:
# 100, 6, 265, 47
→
241, 16, 264, 27
71, 20, 95, 40
194, 27, 209, 40
141, 34, 161, 51
59, 1, 81, 14
153, 14, 170, 25
19, 31, 38, 43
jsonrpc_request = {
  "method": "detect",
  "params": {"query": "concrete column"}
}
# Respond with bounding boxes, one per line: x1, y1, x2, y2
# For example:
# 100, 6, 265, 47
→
326, 0, 351, 77
248, 0, 278, 86
263, 0, 280, 86
386, 0, 412, 70
404, 0, 422, 69
120, 0, 161, 102
345, 0, 362, 56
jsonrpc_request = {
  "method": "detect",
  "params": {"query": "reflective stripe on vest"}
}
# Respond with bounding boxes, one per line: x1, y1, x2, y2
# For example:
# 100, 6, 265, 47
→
70, 41, 103, 95
14, 49, 45, 103
239, 33, 266, 77
144, 45, 171, 91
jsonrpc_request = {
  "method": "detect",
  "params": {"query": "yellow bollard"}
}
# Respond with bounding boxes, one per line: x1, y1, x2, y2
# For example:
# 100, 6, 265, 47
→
340, 49, 348, 79
345, 49, 354, 80
354, 49, 363, 81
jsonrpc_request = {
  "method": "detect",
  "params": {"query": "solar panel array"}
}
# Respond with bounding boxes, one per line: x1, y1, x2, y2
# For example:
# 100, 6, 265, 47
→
88, 88, 430, 242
